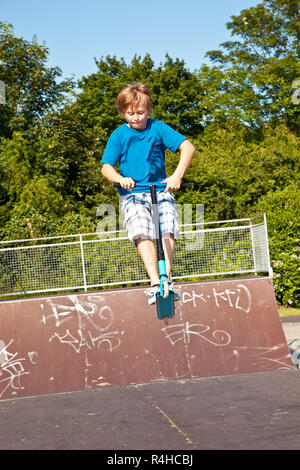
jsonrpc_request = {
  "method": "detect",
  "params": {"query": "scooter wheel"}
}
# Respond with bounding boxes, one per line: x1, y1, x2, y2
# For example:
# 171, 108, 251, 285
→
162, 280, 169, 298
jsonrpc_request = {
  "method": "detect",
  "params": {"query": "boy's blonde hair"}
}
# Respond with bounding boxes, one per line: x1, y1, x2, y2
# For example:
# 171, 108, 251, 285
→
115, 82, 153, 115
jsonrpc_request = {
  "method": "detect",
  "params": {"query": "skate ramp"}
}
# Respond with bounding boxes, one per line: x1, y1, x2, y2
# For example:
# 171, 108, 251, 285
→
0, 277, 295, 400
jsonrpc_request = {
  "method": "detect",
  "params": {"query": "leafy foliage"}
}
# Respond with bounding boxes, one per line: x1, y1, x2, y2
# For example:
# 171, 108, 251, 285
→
76, 54, 203, 136
0, 22, 74, 137
0, 1, 299, 305
174, 124, 299, 221
204, 0, 300, 130
256, 184, 300, 307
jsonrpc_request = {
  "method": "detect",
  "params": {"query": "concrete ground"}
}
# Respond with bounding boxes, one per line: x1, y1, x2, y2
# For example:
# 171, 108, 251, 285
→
281, 316, 300, 343
0, 369, 299, 451
281, 316, 300, 369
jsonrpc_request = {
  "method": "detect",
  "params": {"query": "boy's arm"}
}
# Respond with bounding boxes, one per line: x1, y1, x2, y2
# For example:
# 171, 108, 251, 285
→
101, 163, 135, 190
163, 139, 195, 192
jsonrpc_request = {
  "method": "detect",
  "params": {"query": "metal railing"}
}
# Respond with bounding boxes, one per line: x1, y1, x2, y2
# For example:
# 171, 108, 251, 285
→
0, 214, 272, 299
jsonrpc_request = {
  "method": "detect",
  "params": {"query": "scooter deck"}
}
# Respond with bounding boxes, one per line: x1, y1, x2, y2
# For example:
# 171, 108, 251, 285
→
155, 291, 175, 323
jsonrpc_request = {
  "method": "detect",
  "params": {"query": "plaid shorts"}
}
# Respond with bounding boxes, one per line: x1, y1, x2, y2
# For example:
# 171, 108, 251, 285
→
121, 191, 179, 244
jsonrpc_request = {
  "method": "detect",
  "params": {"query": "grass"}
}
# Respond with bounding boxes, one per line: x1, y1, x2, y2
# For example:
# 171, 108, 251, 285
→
278, 306, 300, 317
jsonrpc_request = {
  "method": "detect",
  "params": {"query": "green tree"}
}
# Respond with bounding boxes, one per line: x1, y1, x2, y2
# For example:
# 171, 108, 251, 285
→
0, 106, 109, 238
202, 0, 300, 130
0, 22, 74, 137
75, 54, 203, 136
256, 184, 300, 307
177, 124, 300, 221
30, 105, 108, 211
0, 131, 35, 226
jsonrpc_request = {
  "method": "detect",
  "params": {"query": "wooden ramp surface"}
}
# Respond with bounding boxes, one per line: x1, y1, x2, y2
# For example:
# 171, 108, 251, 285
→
1, 277, 299, 452
0, 277, 295, 400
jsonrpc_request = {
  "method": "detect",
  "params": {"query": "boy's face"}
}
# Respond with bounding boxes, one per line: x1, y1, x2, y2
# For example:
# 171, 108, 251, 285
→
124, 105, 149, 130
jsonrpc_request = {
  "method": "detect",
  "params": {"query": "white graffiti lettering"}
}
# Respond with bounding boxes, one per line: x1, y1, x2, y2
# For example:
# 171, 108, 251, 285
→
213, 284, 251, 313
181, 290, 207, 307
161, 322, 231, 347
49, 328, 121, 354
181, 283, 252, 313
0, 339, 32, 399
43, 295, 121, 354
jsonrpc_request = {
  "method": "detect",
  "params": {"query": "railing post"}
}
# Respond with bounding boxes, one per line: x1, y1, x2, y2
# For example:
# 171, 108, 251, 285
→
79, 235, 87, 291
250, 217, 258, 275
263, 213, 273, 278
0, 80, 5, 104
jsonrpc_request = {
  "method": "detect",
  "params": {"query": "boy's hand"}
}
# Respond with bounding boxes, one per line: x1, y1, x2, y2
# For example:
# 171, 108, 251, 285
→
162, 175, 182, 192
119, 176, 135, 191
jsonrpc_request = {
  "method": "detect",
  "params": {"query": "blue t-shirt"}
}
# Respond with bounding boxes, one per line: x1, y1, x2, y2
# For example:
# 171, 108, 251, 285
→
101, 119, 186, 194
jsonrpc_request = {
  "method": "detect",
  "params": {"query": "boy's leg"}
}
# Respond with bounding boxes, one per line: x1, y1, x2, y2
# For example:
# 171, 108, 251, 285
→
136, 238, 160, 286
121, 191, 178, 289
136, 235, 179, 305
162, 233, 176, 282
136, 234, 176, 285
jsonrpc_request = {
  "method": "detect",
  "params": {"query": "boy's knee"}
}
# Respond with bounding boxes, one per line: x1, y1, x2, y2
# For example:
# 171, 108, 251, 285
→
134, 236, 153, 246
162, 232, 174, 240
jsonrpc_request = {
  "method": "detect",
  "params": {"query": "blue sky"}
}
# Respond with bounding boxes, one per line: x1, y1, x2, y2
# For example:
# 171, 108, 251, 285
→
1, 0, 260, 81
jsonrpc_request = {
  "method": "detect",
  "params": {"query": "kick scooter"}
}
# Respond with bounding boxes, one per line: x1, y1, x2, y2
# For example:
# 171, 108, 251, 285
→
113, 181, 186, 324
149, 184, 175, 324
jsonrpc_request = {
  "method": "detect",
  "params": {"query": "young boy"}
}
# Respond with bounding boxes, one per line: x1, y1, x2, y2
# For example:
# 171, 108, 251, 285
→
101, 82, 195, 304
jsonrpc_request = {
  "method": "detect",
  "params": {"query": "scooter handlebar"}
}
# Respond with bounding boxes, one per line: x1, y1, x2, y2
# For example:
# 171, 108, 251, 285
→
112, 182, 193, 190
